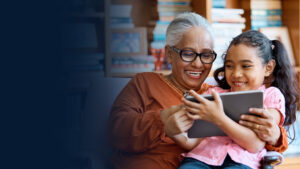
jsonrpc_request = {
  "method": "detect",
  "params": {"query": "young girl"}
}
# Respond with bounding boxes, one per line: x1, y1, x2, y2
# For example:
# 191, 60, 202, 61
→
173, 30, 298, 169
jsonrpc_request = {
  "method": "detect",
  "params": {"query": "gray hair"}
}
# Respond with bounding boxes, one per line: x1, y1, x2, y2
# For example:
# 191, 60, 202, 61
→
166, 12, 214, 46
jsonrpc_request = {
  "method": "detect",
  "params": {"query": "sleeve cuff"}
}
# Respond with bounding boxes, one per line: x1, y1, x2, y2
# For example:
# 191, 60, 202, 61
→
265, 126, 288, 153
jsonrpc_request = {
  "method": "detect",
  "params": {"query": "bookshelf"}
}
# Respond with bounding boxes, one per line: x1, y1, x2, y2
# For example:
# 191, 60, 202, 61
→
104, 0, 299, 78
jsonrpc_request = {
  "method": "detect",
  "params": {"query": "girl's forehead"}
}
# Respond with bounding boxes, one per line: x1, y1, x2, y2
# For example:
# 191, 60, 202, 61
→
226, 44, 261, 61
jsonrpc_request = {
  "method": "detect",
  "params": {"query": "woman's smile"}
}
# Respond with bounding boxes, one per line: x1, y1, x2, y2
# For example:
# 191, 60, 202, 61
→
186, 70, 203, 79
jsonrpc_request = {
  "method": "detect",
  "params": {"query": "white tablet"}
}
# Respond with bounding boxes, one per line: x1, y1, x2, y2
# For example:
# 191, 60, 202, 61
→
186, 90, 264, 138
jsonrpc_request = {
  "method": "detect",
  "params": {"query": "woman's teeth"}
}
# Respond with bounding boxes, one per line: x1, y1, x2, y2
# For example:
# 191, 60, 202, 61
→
187, 71, 202, 77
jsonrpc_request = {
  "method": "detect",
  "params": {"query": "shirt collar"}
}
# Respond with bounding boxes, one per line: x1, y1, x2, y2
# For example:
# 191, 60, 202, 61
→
229, 85, 266, 92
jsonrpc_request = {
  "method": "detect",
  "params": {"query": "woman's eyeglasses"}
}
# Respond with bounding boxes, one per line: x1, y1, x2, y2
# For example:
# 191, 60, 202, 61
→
170, 46, 217, 64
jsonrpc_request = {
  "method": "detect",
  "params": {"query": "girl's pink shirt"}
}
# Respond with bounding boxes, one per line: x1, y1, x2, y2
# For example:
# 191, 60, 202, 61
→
183, 86, 285, 169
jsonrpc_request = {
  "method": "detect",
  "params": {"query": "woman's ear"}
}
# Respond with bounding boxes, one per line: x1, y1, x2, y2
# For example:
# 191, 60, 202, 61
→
265, 59, 276, 77
165, 46, 173, 63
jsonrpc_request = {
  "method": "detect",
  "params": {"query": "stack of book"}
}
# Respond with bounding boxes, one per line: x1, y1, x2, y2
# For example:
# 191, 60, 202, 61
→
110, 4, 134, 28
151, 0, 191, 49
250, 0, 282, 30
211, 8, 246, 70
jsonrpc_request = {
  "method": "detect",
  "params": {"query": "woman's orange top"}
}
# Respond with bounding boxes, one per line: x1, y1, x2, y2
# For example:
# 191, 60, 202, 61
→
107, 72, 288, 169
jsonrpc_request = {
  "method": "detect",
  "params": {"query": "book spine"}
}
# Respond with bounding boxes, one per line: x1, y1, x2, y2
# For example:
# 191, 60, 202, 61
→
212, 0, 226, 8
251, 20, 282, 27
153, 34, 166, 41
156, 20, 171, 25
251, 15, 281, 20
212, 17, 246, 23
251, 0, 281, 10
159, 15, 176, 22
212, 8, 244, 15
158, 6, 191, 12
251, 9, 282, 16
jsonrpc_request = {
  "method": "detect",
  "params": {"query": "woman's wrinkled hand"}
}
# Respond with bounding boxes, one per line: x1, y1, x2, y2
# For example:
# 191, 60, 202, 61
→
160, 105, 180, 124
160, 105, 194, 137
239, 108, 280, 145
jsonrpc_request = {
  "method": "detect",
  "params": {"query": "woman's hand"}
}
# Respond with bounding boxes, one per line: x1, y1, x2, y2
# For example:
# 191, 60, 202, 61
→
160, 105, 194, 137
239, 108, 281, 145
183, 90, 226, 125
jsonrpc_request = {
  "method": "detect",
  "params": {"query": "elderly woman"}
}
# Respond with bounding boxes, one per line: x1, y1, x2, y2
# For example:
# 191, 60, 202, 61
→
108, 12, 287, 169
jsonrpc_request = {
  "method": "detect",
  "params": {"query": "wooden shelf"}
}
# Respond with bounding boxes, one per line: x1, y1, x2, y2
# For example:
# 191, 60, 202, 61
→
282, 0, 300, 66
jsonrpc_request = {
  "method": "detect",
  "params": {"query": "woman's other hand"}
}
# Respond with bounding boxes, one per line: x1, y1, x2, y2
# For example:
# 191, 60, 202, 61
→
239, 108, 281, 145
160, 105, 181, 124
160, 105, 194, 137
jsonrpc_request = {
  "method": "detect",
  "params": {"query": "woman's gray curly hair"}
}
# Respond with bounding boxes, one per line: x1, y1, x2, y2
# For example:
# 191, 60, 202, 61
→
166, 12, 214, 47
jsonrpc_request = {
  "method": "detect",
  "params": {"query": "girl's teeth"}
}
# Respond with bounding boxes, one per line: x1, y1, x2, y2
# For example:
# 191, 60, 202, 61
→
234, 82, 245, 86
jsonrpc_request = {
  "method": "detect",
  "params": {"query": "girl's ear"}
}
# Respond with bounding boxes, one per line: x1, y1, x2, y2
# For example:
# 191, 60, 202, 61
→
265, 59, 276, 77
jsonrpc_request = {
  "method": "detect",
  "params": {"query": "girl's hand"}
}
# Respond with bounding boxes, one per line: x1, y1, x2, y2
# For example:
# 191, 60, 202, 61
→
239, 108, 280, 145
183, 90, 226, 124
160, 105, 194, 137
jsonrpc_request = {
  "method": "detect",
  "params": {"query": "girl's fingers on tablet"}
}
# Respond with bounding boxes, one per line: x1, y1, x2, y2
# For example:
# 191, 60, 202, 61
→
211, 89, 223, 106
189, 90, 207, 104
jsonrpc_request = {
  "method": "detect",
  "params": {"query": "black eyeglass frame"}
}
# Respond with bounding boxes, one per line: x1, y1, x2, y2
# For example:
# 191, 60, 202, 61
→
169, 46, 217, 64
